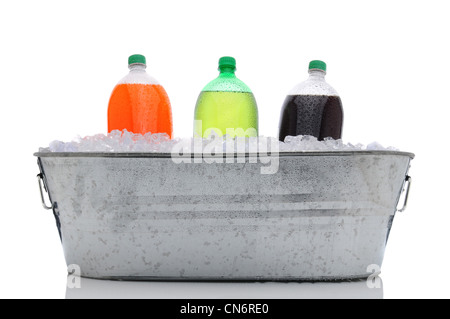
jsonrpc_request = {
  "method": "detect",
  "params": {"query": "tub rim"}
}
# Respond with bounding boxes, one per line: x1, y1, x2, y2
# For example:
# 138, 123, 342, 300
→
34, 150, 415, 159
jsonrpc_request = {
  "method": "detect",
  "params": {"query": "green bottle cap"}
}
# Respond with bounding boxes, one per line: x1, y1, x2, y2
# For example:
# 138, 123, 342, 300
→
128, 54, 146, 66
309, 60, 326, 72
218, 56, 236, 71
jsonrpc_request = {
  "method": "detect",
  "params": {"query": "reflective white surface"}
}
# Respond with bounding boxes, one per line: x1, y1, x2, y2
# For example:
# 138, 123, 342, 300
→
65, 276, 383, 299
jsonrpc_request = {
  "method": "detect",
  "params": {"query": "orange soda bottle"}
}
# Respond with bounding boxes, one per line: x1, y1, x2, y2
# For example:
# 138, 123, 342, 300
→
108, 54, 173, 137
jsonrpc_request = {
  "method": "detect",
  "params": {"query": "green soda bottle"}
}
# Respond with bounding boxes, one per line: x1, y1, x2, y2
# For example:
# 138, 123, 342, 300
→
194, 56, 258, 138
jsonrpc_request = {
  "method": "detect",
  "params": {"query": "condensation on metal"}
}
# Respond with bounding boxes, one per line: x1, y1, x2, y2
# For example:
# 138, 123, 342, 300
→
36, 151, 413, 280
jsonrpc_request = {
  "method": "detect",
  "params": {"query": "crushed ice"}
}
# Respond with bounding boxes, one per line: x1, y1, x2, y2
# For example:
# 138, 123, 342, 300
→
39, 130, 398, 153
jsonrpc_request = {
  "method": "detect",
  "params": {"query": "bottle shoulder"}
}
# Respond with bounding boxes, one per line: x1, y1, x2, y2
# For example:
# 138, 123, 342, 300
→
118, 70, 160, 85
202, 74, 252, 93
288, 79, 339, 96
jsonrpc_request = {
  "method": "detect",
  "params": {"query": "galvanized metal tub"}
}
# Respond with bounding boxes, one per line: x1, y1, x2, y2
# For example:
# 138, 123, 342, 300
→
35, 151, 414, 281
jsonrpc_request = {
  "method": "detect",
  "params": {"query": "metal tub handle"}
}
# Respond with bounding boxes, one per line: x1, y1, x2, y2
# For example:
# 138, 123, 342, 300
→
397, 175, 412, 213
37, 173, 53, 210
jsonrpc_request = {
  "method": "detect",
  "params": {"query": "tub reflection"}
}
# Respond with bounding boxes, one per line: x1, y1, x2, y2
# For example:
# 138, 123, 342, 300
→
66, 276, 383, 299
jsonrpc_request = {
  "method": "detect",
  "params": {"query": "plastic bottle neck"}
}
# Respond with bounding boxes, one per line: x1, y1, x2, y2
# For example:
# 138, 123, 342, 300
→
219, 67, 236, 76
308, 69, 326, 80
129, 64, 147, 72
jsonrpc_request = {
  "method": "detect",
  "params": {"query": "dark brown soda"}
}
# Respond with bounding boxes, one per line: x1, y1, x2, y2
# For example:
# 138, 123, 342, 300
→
278, 95, 343, 142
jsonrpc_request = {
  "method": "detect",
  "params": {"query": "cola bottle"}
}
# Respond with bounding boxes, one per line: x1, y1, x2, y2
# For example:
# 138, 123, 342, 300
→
278, 60, 343, 141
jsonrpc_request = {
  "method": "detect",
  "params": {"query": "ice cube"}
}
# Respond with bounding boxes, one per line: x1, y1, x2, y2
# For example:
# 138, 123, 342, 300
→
366, 141, 384, 150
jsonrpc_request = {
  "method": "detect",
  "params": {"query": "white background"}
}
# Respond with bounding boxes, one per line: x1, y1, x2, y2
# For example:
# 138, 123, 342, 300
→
0, 0, 448, 299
